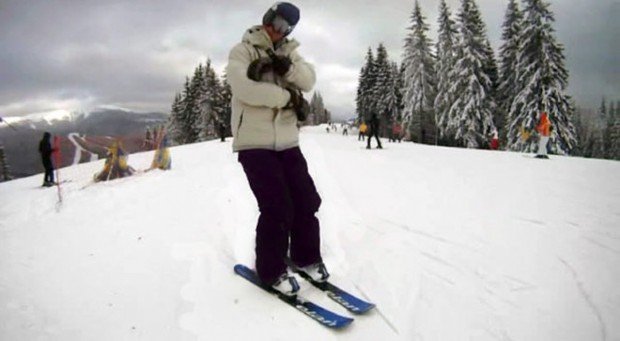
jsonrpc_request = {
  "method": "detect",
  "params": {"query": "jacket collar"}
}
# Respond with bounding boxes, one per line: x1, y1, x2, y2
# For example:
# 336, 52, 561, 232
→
242, 25, 300, 54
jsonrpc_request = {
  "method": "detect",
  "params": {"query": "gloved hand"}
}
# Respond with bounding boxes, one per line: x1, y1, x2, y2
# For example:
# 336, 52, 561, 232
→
285, 88, 309, 122
271, 55, 292, 76
247, 57, 273, 81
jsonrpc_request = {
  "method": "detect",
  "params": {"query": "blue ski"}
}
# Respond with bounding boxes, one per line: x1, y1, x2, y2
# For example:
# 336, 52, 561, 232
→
234, 264, 354, 329
294, 271, 376, 314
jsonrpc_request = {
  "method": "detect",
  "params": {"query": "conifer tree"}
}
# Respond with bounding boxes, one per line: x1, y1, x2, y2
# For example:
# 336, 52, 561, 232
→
168, 78, 190, 145
169, 58, 232, 145
594, 96, 609, 158
310, 92, 327, 125
384, 61, 403, 124
402, 0, 436, 144
0, 145, 12, 182
435, 0, 458, 144
506, 0, 576, 154
356, 48, 376, 123
373, 43, 393, 133
186, 64, 205, 143
219, 75, 233, 137
446, 0, 497, 148
198, 60, 223, 141
498, 0, 524, 144
610, 112, 620, 160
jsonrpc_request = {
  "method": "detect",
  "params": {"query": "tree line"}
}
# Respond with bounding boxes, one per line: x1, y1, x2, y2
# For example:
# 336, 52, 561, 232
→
573, 97, 620, 160
356, 0, 581, 155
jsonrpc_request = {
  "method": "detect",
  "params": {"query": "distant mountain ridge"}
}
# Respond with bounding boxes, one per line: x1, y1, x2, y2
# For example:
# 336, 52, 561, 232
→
0, 109, 168, 179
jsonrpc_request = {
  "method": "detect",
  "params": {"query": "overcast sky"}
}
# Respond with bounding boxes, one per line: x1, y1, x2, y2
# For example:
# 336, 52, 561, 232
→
1, 0, 618, 120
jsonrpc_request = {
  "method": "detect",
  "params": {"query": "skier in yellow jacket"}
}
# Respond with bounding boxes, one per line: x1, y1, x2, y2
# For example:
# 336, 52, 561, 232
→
358, 122, 368, 141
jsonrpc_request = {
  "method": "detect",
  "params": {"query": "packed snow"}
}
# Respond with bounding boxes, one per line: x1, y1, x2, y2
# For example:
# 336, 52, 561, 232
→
1, 125, 619, 340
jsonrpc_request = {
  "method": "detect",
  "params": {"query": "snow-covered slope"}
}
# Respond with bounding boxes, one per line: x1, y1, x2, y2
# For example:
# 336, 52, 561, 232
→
1, 126, 619, 340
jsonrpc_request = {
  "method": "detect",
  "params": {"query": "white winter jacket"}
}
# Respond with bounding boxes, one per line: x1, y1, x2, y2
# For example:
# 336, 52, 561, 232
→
227, 26, 316, 152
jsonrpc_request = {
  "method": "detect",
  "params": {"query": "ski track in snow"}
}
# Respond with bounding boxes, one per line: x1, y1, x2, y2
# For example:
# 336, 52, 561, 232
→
558, 257, 607, 341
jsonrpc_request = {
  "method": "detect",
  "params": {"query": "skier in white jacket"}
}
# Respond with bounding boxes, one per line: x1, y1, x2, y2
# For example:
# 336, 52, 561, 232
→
227, 2, 329, 297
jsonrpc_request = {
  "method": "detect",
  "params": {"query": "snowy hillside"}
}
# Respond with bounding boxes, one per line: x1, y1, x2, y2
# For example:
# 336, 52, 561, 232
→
1, 125, 619, 340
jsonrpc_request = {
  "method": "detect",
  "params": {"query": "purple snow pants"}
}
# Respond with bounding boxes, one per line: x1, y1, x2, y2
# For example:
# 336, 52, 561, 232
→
238, 147, 323, 285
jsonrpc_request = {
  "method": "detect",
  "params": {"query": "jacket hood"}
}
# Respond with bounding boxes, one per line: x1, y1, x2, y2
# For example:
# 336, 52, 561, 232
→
242, 25, 300, 54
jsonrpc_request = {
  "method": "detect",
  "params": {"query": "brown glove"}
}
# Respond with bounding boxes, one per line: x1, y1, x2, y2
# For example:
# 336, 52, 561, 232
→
285, 88, 309, 122
271, 55, 292, 76
247, 57, 273, 81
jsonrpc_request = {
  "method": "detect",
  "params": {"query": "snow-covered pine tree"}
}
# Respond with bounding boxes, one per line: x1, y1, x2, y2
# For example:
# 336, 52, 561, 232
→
483, 37, 499, 102
601, 97, 617, 159
506, 0, 576, 154
402, 0, 436, 144
610, 108, 620, 160
446, 0, 497, 148
0, 145, 12, 182
497, 0, 524, 145
384, 61, 403, 124
310, 92, 327, 125
373, 43, 394, 136
592, 96, 609, 158
571, 107, 589, 157
168, 78, 190, 145
317, 92, 327, 124
356, 48, 376, 123
435, 0, 458, 145
219, 74, 232, 137
198, 59, 223, 141
185, 64, 206, 143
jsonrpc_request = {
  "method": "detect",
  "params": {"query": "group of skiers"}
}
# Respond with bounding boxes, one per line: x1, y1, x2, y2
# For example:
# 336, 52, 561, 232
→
357, 114, 403, 149
37, 127, 172, 187
354, 111, 551, 157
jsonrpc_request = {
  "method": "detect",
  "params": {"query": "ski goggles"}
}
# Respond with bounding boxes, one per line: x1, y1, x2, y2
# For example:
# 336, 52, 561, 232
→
272, 15, 295, 36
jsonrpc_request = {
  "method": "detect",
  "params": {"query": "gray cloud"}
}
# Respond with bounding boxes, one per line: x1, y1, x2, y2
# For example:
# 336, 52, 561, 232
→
1, 0, 617, 120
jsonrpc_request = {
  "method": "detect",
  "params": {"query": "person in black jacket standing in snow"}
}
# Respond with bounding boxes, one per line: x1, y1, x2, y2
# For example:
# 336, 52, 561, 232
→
38, 132, 56, 186
366, 113, 383, 149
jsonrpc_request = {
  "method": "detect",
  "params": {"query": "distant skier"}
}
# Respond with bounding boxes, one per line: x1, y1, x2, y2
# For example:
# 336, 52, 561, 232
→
227, 2, 329, 297
489, 128, 499, 150
342, 124, 348, 136
358, 121, 367, 141
218, 121, 227, 142
536, 112, 551, 159
390, 121, 402, 143
142, 128, 154, 150
366, 113, 383, 149
38, 132, 56, 186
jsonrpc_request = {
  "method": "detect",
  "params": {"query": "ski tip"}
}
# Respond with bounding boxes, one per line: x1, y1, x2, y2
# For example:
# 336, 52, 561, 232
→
359, 303, 376, 314
234, 264, 250, 275
334, 317, 354, 329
